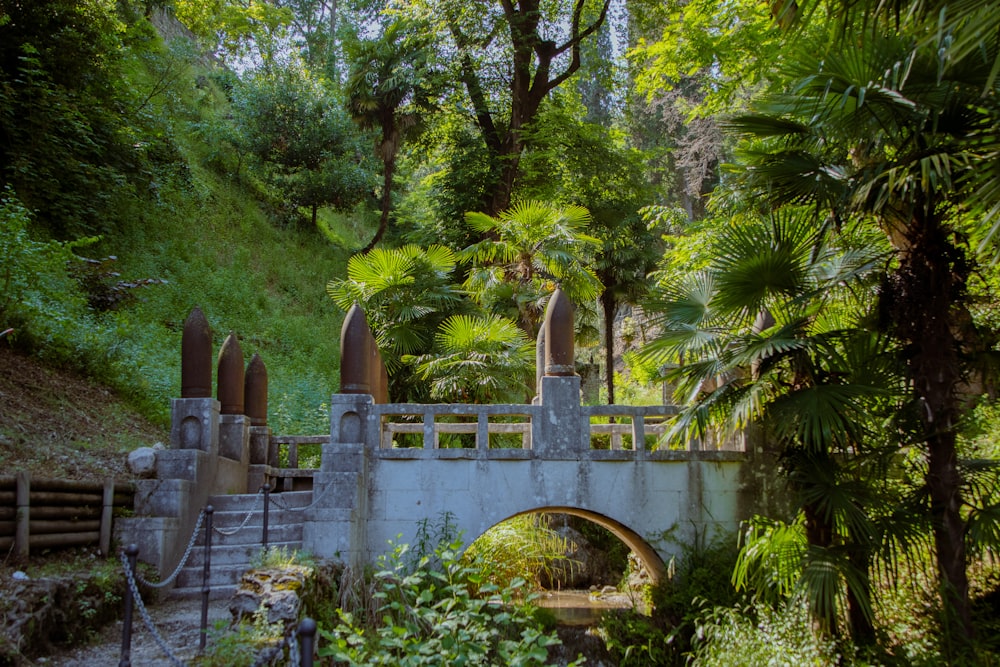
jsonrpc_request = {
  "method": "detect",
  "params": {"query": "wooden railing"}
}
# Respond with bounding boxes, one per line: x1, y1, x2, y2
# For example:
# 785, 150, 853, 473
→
0, 473, 134, 558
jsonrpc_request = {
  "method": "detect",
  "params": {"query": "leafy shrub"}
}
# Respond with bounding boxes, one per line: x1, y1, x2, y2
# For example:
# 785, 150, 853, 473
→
464, 514, 576, 590
193, 607, 284, 667
689, 602, 841, 666
599, 536, 743, 666
0, 189, 95, 354
319, 538, 579, 666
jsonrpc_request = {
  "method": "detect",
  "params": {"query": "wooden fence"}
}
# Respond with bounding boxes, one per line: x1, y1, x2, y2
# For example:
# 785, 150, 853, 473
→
0, 473, 134, 559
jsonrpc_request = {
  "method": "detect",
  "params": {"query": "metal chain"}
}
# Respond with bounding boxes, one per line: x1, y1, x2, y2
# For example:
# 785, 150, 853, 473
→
136, 509, 206, 589
288, 627, 300, 665
213, 488, 265, 536
267, 479, 332, 513
120, 550, 188, 667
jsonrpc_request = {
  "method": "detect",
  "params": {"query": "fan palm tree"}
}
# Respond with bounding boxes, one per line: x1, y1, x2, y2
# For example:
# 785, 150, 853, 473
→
345, 20, 437, 254
724, 30, 1000, 644
461, 200, 603, 338
326, 244, 466, 400
405, 314, 534, 403
641, 210, 903, 641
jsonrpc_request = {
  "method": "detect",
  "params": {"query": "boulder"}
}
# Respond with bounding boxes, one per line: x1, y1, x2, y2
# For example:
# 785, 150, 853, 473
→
127, 447, 157, 477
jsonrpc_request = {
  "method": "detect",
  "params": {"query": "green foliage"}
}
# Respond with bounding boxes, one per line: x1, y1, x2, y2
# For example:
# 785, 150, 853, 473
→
731, 515, 805, 607
344, 17, 440, 252
405, 314, 534, 403
0, 191, 88, 327
464, 515, 576, 591
689, 602, 841, 666
319, 538, 577, 666
0, 0, 139, 237
627, 0, 822, 117
462, 201, 602, 336
326, 243, 466, 400
599, 537, 742, 666
193, 606, 285, 667
231, 63, 374, 228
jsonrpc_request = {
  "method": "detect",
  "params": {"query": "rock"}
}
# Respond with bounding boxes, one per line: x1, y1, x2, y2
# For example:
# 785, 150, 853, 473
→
625, 552, 652, 591
230, 566, 310, 629
12, 571, 29, 581
152, 441, 166, 451
541, 525, 613, 589
127, 447, 157, 477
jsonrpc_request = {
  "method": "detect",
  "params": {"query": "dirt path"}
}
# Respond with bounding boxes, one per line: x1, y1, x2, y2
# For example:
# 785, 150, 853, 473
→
39, 596, 232, 666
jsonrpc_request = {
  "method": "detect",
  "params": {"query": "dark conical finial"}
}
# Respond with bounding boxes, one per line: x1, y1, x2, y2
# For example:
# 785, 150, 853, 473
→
217, 332, 245, 414
544, 288, 575, 376
378, 356, 389, 404
181, 307, 213, 398
535, 325, 545, 392
245, 353, 268, 426
340, 304, 372, 394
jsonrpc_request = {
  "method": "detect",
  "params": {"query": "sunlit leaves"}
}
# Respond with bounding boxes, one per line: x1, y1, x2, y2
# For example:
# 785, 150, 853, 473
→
461, 200, 602, 335
406, 314, 533, 402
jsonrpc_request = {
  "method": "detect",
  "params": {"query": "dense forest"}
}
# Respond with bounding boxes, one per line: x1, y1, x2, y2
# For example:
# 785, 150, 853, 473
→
2, 0, 1000, 663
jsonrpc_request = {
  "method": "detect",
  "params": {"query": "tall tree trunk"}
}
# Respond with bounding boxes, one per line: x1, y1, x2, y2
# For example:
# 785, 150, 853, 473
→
887, 216, 973, 647
601, 289, 616, 404
802, 497, 838, 637
361, 157, 394, 254
847, 536, 876, 646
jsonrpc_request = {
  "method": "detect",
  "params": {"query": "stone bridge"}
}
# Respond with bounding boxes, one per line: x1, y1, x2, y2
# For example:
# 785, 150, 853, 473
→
121, 291, 754, 583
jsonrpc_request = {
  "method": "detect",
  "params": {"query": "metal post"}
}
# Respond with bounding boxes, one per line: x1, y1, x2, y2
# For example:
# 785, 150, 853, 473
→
119, 544, 139, 667
262, 484, 271, 550
200, 505, 214, 652
298, 618, 317, 666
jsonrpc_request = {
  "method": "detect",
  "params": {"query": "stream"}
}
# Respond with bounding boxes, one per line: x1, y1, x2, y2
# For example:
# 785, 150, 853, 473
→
535, 589, 637, 626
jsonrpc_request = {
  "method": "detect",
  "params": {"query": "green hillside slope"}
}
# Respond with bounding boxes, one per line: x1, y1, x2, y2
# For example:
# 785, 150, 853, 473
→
1, 5, 369, 435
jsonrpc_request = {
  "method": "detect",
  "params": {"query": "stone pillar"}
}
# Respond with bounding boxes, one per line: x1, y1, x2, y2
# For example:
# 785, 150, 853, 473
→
535, 288, 583, 458
245, 353, 271, 491
181, 306, 212, 398
172, 306, 219, 453
217, 333, 249, 474
305, 394, 373, 572
544, 288, 575, 376
245, 353, 270, 465
169, 397, 220, 453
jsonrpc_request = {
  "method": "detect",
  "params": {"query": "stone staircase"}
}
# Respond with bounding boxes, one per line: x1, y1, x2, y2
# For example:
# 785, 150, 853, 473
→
167, 490, 312, 599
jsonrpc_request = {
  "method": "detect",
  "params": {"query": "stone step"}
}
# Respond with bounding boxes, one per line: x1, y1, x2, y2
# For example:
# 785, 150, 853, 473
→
181, 542, 304, 569
195, 522, 303, 548
172, 540, 304, 590
201, 507, 309, 530
205, 490, 312, 513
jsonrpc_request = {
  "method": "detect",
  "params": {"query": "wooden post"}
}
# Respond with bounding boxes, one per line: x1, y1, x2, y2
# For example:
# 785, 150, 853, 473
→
15, 471, 30, 559
100, 478, 115, 556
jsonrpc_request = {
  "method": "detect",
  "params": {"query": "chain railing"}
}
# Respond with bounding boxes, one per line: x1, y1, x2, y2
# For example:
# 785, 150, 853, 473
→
134, 508, 206, 589
118, 486, 324, 666
120, 545, 188, 667
212, 487, 265, 537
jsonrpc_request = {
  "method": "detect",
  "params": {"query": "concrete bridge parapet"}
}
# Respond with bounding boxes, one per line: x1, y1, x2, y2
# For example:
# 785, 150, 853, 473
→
121, 294, 755, 582
305, 375, 749, 579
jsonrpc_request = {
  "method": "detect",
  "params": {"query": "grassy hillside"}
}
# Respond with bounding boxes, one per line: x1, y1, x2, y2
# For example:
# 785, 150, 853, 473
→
1, 14, 372, 437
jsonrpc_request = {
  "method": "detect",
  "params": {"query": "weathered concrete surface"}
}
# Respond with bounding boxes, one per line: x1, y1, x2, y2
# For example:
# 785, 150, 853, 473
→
304, 447, 746, 578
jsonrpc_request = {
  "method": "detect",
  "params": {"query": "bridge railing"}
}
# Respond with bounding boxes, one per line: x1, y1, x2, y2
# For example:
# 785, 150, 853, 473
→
371, 403, 541, 451
580, 405, 743, 453
581, 405, 677, 452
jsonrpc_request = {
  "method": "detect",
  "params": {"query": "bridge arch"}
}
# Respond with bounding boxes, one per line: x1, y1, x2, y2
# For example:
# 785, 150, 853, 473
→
471, 507, 667, 583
